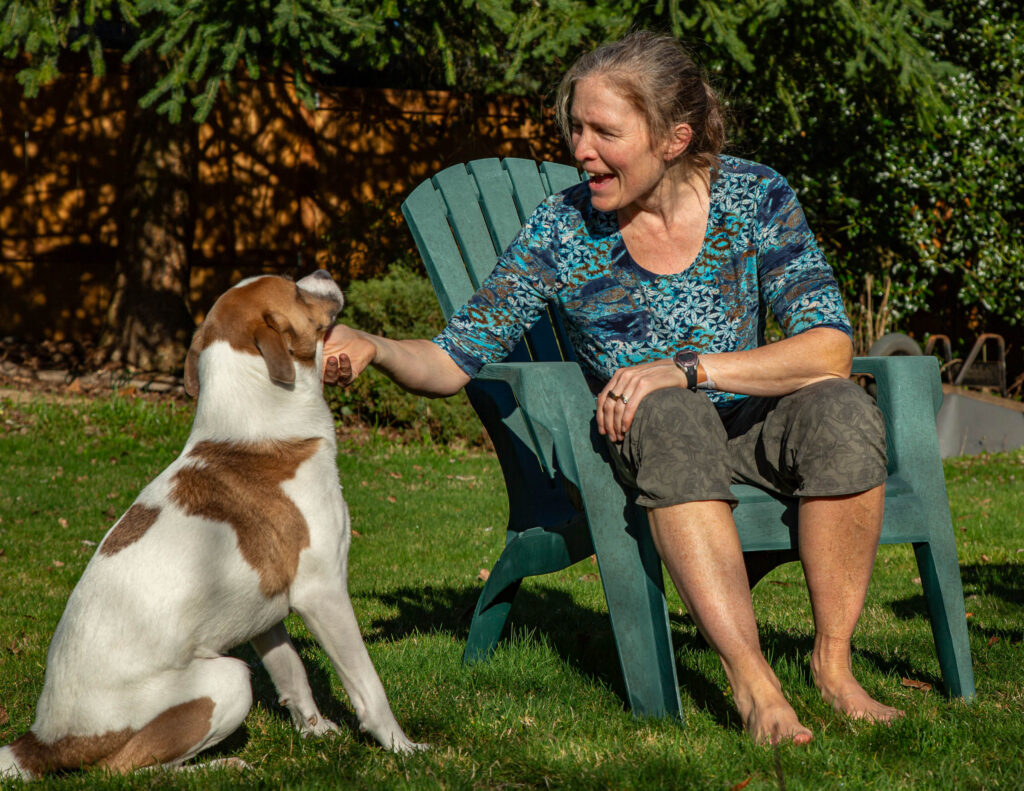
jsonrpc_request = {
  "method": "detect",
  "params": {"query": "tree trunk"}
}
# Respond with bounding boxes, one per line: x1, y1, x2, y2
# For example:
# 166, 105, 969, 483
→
97, 58, 197, 374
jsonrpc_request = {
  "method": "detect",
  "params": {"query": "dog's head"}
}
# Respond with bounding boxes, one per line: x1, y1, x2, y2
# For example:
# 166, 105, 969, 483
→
184, 271, 344, 398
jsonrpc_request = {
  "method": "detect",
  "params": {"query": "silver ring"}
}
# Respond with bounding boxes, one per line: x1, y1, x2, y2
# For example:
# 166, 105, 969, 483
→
621, 394, 630, 405
608, 392, 621, 401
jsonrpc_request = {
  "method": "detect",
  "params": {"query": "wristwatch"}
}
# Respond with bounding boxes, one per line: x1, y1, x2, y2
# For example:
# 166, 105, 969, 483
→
673, 350, 699, 390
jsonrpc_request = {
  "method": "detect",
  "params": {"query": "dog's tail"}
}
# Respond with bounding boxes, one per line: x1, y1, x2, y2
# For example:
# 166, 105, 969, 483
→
1, 741, 34, 781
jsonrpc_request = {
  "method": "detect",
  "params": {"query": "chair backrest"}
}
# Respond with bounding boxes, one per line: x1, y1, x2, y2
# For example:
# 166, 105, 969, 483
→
401, 157, 583, 364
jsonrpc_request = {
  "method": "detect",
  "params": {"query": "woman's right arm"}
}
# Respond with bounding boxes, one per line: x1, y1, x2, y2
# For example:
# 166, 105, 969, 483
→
326, 192, 565, 397
323, 324, 471, 397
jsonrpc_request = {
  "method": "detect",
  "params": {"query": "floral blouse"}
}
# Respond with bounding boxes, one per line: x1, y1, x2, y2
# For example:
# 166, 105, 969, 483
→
434, 155, 852, 407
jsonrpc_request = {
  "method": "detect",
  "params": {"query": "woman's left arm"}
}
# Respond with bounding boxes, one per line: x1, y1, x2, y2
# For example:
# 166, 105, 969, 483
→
696, 325, 852, 396
597, 327, 852, 441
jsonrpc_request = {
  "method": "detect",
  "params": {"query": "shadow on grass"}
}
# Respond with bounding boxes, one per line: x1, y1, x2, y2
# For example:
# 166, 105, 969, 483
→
890, 562, 1024, 646
210, 591, 956, 759
347, 581, 936, 730
960, 562, 1024, 606
224, 560, 990, 744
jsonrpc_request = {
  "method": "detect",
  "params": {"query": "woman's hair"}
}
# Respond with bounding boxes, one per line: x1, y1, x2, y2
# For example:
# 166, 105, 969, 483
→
554, 31, 726, 175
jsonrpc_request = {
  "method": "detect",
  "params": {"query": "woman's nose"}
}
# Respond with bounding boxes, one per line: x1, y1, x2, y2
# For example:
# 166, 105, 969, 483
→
573, 132, 594, 162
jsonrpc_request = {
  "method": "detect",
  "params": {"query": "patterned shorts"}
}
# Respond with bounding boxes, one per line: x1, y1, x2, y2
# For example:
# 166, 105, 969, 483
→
609, 378, 888, 509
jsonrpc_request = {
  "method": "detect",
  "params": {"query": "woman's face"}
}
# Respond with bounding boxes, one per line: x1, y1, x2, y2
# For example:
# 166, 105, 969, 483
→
570, 75, 670, 214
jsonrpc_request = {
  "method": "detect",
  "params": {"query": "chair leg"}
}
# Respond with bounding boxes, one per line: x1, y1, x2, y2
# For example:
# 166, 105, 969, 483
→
913, 539, 977, 699
584, 499, 683, 720
463, 521, 592, 665
464, 578, 523, 664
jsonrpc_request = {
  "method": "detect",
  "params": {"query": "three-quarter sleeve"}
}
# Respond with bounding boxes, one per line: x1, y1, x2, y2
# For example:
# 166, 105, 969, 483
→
755, 175, 853, 339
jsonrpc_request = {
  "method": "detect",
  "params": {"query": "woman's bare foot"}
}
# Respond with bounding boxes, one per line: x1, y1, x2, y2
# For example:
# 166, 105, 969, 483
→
733, 681, 814, 746
811, 644, 904, 723
814, 670, 904, 722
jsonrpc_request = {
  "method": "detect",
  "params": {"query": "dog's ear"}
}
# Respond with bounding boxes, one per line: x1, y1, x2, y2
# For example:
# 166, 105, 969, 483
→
184, 326, 205, 398
255, 312, 296, 386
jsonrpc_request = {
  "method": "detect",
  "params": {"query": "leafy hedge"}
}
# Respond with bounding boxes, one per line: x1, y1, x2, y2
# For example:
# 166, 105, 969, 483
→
700, 0, 1023, 356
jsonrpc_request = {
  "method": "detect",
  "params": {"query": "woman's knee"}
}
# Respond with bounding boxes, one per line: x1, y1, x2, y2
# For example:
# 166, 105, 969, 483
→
782, 379, 887, 496
630, 387, 726, 446
622, 388, 735, 507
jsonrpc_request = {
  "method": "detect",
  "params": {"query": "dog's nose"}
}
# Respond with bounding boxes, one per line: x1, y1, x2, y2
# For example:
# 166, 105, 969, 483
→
298, 270, 338, 290
297, 270, 343, 311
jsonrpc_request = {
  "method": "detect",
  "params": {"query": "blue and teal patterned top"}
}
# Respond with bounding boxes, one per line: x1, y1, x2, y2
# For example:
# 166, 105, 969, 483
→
434, 155, 852, 407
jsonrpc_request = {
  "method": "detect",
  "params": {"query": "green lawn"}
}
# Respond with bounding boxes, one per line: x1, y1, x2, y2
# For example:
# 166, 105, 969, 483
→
0, 393, 1021, 790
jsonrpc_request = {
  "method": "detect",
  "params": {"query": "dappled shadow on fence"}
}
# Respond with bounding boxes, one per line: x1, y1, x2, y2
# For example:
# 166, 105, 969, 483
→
1, 68, 563, 342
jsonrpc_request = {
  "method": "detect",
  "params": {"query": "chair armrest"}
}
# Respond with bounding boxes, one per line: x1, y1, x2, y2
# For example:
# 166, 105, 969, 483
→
852, 355, 945, 479
476, 361, 596, 482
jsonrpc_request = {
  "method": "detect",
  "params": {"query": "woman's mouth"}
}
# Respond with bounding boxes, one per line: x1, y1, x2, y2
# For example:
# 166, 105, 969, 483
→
588, 172, 614, 190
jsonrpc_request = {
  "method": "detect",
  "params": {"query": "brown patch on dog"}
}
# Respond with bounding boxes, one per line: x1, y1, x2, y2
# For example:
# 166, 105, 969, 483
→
170, 439, 320, 597
100, 697, 216, 772
9, 698, 215, 776
10, 727, 132, 777
99, 504, 162, 557
185, 276, 342, 396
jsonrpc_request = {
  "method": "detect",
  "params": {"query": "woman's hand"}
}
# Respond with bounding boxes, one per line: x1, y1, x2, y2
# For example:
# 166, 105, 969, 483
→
597, 358, 687, 442
323, 326, 471, 397
322, 324, 377, 386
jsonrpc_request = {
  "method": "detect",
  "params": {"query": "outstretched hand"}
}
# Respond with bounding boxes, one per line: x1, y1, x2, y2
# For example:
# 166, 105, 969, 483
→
322, 324, 376, 386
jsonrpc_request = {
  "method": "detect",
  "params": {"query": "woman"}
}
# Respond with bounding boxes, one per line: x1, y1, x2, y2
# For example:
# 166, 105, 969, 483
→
324, 31, 902, 745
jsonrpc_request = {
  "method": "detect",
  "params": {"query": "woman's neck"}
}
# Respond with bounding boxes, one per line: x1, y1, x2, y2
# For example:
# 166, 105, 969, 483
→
617, 166, 712, 276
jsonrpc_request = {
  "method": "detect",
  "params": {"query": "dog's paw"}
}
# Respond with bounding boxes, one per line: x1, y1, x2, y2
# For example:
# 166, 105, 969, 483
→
389, 737, 431, 755
204, 757, 252, 772
298, 714, 341, 738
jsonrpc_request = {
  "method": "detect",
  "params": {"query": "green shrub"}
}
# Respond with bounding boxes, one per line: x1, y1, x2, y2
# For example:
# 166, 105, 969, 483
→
327, 263, 487, 447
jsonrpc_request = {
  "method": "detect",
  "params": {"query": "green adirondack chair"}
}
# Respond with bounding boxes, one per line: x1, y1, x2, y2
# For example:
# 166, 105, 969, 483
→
400, 157, 976, 720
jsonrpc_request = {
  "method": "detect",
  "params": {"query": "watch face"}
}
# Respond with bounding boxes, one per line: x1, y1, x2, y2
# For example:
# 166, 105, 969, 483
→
674, 350, 698, 368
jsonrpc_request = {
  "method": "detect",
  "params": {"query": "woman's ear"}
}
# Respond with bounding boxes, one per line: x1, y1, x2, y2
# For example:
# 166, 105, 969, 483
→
664, 123, 693, 161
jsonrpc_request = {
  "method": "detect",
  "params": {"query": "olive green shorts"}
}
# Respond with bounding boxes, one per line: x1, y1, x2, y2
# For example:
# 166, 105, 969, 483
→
608, 378, 888, 509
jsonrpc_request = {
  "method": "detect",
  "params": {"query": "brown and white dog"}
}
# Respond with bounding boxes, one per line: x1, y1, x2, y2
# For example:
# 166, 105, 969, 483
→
0, 271, 423, 780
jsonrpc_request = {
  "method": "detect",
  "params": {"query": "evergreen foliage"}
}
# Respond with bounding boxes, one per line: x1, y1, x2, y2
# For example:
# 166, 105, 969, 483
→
2, 0, 1021, 348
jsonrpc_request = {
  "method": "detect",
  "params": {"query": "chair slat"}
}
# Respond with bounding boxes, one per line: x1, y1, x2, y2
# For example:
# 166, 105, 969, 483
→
540, 161, 583, 194
432, 164, 502, 290
467, 159, 524, 254
503, 158, 550, 222
401, 179, 476, 321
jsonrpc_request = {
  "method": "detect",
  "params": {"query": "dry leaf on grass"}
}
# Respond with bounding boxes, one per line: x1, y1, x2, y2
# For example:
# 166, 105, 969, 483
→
901, 677, 932, 692
477, 568, 490, 582
730, 778, 752, 791
0, 705, 8, 727
988, 635, 1001, 648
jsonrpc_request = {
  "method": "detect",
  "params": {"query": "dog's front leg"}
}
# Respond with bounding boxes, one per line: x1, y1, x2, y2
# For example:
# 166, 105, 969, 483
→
251, 622, 340, 737
292, 586, 427, 754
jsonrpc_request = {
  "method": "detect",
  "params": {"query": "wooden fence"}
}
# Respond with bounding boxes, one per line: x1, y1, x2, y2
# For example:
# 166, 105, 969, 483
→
0, 68, 563, 342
